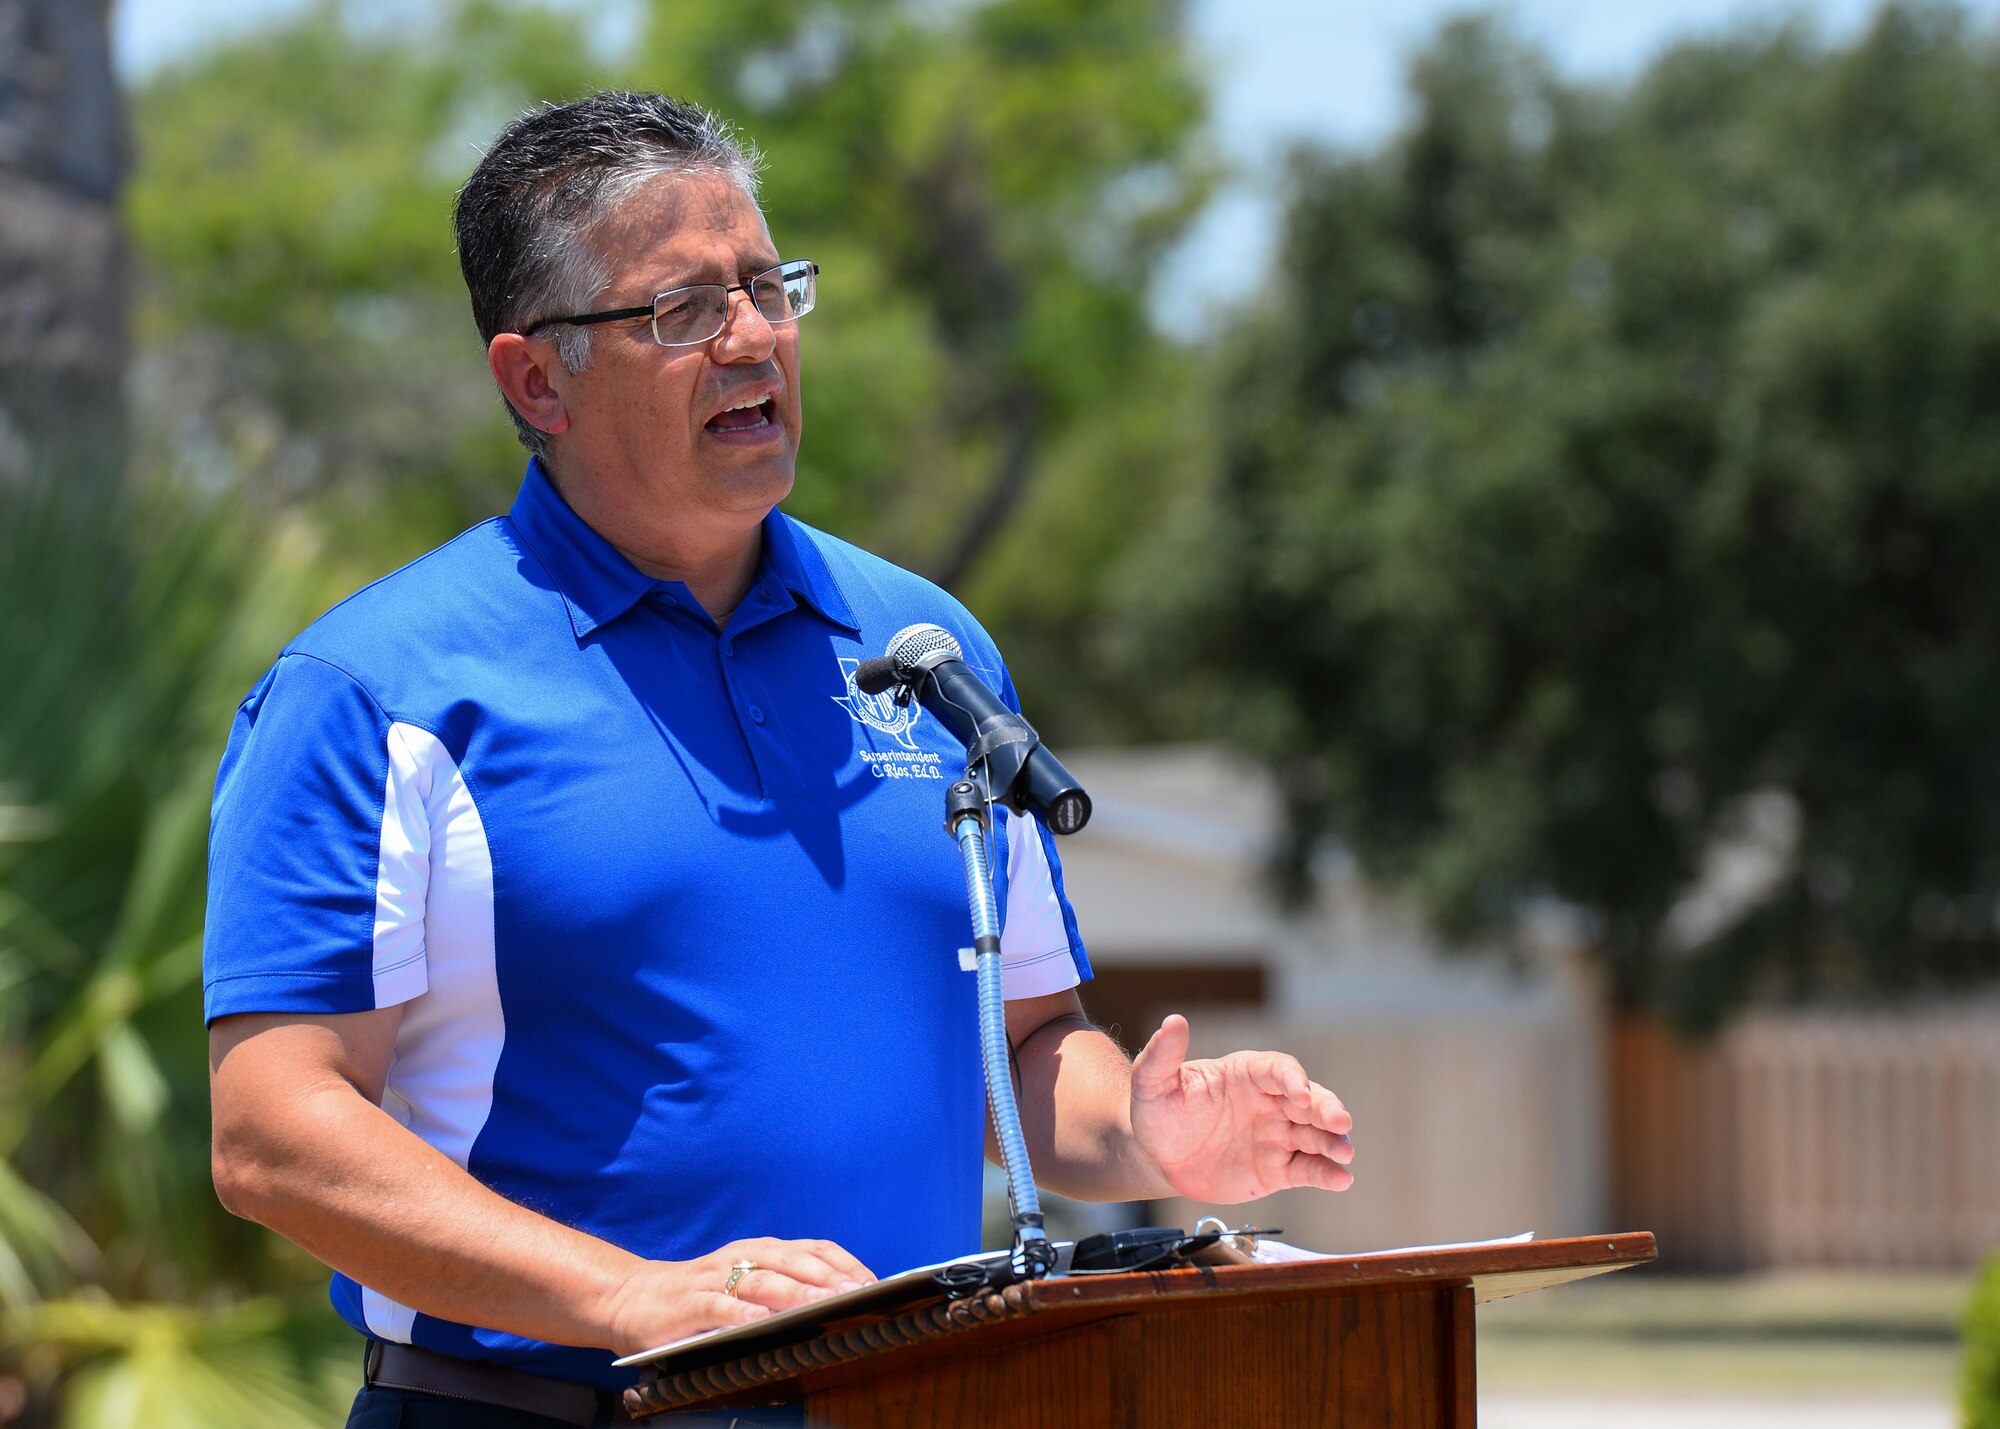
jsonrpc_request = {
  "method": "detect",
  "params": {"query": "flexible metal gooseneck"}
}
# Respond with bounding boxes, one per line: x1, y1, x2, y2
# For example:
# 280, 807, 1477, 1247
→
945, 772, 1054, 1283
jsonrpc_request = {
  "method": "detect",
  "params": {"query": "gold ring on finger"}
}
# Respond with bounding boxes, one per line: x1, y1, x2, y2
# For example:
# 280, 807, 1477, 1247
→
724, 1259, 757, 1297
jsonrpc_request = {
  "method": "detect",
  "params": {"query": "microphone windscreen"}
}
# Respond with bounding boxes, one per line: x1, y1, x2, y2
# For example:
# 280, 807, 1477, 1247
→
854, 656, 899, 695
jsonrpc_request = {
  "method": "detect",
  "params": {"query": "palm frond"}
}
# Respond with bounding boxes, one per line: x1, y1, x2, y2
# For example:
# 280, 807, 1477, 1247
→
8, 1296, 349, 1429
0, 1156, 97, 1308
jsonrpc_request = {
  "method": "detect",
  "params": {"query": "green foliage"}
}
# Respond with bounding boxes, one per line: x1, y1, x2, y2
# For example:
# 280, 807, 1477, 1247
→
2, 475, 302, 1290
1966, 1254, 2000, 1429
126, 1, 610, 544
0, 466, 361, 1417
4, 1295, 350, 1429
125, 0, 1213, 730
1120, 5, 2000, 1023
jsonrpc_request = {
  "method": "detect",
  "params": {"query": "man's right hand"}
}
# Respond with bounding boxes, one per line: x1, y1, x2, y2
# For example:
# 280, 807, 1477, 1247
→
603, 1237, 877, 1356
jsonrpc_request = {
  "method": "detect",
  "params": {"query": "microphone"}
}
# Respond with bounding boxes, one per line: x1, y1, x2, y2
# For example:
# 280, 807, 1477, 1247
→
858, 624, 1092, 835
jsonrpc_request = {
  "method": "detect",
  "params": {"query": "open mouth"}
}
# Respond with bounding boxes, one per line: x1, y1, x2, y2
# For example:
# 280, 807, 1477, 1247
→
705, 394, 777, 436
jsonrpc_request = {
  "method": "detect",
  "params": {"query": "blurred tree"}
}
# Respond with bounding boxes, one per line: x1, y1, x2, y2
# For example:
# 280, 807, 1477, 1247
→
125, 1, 608, 554
1120, 5, 2000, 1026
0, 0, 125, 483
125, 0, 1212, 731
626, 0, 1209, 586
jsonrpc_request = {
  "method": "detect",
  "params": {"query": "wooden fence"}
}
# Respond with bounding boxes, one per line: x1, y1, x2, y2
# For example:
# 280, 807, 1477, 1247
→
1613, 1012, 2000, 1269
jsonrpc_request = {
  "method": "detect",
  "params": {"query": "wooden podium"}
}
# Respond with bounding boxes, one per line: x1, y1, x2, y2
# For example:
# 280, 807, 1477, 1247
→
624, 1231, 1656, 1425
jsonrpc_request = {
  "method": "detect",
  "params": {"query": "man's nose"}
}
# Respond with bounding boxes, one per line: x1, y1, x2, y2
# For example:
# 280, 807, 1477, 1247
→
710, 287, 778, 363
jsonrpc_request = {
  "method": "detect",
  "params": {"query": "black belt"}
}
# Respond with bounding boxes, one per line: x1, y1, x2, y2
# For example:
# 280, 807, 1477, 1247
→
364, 1340, 636, 1425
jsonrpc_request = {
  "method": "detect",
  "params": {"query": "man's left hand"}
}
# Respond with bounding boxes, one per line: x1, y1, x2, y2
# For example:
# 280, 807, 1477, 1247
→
1129, 1013, 1354, 1204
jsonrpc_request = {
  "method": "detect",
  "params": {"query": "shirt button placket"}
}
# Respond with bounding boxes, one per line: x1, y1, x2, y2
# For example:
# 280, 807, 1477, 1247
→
717, 636, 767, 787
722, 627, 800, 798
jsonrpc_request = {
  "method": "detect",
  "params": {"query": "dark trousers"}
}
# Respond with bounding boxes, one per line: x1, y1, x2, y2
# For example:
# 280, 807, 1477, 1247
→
345, 1384, 806, 1428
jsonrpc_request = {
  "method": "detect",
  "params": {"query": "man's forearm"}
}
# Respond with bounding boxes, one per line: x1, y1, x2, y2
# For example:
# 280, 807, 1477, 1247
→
216, 1073, 643, 1351
1007, 1015, 1176, 1203
212, 1012, 880, 1355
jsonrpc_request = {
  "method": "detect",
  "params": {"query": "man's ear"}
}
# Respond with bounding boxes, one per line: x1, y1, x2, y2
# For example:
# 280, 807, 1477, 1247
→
487, 333, 572, 437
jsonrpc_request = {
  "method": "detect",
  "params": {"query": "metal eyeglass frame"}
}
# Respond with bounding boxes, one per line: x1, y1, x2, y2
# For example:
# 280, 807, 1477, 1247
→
518, 259, 819, 347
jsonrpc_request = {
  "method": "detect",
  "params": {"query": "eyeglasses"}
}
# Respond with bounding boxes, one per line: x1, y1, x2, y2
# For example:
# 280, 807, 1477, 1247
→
519, 259, 818, 347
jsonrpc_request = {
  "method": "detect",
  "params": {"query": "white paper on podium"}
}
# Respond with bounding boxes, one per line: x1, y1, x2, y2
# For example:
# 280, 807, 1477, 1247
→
1245, 1230, 1535, 1264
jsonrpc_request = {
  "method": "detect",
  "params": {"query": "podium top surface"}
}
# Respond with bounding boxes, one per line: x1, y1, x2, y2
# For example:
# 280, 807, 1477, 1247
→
625, 1231, 1655, 1417
1011, 1230, 1657, 1313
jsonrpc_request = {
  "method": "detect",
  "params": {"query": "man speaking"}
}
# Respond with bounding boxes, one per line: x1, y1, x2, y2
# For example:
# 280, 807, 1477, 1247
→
203, 92, 1354, 1428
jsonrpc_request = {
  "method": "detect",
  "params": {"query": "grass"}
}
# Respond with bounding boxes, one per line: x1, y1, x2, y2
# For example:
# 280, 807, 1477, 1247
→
1477, 1267, 1972, 1398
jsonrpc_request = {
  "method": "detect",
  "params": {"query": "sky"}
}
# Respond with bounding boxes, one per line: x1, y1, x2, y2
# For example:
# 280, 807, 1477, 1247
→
114, 0, 2000, 327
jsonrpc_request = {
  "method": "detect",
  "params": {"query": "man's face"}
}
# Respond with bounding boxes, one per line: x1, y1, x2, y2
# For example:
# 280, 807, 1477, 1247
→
546, 173, 802, 536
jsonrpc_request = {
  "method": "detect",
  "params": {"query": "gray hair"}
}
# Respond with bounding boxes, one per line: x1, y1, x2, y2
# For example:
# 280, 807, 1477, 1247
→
454, 92, 763, 457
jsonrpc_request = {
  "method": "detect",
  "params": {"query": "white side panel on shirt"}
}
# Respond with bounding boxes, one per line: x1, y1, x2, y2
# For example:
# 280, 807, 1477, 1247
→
370, 723, 434, 1007
362, 722, 502, 1345
998, 812, 1081, 1000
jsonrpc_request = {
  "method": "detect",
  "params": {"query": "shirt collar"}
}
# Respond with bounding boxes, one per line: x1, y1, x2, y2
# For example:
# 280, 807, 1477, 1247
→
507, 458, 860, 642
758, 505, 861, 634
507, 458, 656, 641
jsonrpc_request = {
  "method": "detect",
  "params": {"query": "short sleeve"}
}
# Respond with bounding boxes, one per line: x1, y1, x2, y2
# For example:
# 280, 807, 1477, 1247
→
203, 653, 431, 1023
998, 808, 1092, 1000
958, 637, 1090, 1001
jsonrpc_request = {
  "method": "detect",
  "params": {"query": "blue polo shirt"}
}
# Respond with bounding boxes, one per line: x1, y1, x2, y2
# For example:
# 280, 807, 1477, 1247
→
202, 460, 1089, 1389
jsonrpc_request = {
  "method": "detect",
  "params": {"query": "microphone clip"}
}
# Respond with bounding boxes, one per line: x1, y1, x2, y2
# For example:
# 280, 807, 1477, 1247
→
944, 770, 991, 837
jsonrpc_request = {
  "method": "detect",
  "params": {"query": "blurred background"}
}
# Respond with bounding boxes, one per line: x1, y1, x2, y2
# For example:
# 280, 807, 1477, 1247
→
4, 0, 2000, 1424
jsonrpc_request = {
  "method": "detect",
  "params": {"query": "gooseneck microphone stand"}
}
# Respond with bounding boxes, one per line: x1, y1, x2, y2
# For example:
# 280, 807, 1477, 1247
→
857, 629, 1075, 1287
944, 768, 1057, 1286
869, 632, 1244, 1294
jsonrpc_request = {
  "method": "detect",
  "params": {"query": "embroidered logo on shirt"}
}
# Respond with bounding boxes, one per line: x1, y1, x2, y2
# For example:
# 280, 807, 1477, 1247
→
833, 656, 923, 750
